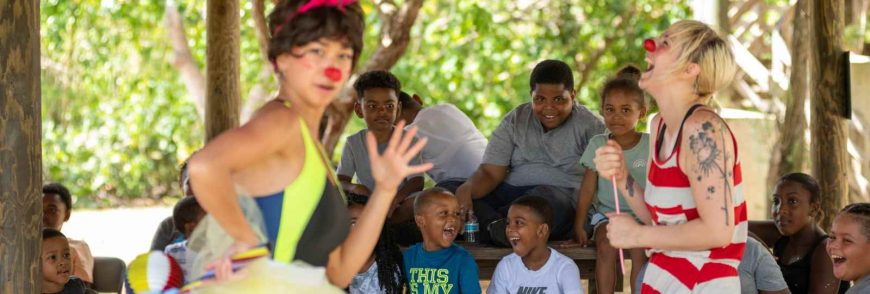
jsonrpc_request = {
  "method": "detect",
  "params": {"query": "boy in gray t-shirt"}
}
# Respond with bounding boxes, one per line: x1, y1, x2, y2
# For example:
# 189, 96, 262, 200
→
456, 60, 605, 245
338, 71, 423, 222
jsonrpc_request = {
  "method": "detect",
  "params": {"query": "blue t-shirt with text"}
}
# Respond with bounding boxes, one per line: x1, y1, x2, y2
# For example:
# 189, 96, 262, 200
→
403, 243, 481, 294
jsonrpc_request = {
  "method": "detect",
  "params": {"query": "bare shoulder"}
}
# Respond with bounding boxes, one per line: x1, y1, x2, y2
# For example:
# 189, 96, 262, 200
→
811, 237, 834, 267
682, 108, 733, 139
192, 101, 304, 171
680, 109, 735, 165
248, 102, 309, 148
245, 101, 302, 138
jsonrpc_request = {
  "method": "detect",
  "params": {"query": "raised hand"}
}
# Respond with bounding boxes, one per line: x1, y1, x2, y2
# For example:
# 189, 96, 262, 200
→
593, 140, 628, 185
367, 120, 433, 194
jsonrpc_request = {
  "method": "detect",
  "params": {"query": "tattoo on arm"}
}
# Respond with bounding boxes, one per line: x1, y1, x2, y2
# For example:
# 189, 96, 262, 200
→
626, 176, 635, 198
688, 120, 734, 226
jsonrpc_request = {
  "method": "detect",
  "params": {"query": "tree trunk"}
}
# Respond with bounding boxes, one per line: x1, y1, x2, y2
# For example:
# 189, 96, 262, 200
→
206, 0, 241, 142
770, 0, 811, 189
810, 0, 849, 231
0, 0, 43, 292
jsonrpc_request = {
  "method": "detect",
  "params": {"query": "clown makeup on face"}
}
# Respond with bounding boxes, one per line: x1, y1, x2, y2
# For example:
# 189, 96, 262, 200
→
638, 33, 678, 92
274, 38, 354, 107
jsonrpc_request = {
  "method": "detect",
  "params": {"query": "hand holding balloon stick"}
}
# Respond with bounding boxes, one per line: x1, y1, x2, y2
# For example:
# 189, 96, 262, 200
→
612, 175, 626, 275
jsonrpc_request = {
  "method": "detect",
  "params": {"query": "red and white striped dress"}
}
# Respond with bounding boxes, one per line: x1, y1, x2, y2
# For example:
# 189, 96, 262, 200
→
641, 111, 748, 293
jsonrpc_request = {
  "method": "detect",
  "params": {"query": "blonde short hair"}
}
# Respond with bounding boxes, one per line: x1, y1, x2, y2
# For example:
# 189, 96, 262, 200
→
666, 20, 737, 100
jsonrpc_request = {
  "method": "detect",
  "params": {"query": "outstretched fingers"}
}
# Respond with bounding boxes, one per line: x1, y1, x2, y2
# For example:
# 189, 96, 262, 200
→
401, 135, 427, 162
407, 162, 434, 176
386, 120, 407, 152
395, 125, 418, 155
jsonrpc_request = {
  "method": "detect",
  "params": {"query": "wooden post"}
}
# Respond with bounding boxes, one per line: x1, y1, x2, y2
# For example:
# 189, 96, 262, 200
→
773, 0, 811, 181
0, 0, 43, 292
206, 0, 241, 142
717, 0, 731, 34
810, 0, 848, 230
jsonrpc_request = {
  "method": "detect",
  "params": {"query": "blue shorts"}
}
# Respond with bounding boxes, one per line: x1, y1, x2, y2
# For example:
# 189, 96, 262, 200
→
583, 207, 609, 240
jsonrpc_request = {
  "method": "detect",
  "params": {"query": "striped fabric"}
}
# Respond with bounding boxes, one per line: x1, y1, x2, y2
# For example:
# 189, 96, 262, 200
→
640, 117, 748, 293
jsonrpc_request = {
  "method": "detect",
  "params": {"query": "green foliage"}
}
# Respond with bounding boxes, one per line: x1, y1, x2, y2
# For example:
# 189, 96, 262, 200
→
41, 0, 200, 207
41, 0, 689, 207
387, 0, 690, 135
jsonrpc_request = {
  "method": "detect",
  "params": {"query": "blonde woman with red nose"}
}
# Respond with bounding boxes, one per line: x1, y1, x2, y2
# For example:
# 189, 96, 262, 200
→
593, 20, 747, 292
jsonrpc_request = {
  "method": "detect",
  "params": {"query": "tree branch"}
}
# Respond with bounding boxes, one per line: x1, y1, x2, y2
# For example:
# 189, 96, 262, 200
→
252, 0, 270, 63
574, 7, 636, 91
241, 0, 279, 122
165, 2, 206, 120
322, 0, 426, 155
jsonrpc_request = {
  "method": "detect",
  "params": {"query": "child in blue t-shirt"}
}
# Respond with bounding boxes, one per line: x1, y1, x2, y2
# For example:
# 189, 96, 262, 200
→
574, 66, 650, 294
403, 187, 481, 294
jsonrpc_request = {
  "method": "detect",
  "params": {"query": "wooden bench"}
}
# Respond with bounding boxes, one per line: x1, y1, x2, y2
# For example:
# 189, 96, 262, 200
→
461, 243, 627, 293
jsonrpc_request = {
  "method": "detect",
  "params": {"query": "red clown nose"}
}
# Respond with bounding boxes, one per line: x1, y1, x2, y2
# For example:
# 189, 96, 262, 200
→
324, 67, 342, 82
643, 38, 656, 52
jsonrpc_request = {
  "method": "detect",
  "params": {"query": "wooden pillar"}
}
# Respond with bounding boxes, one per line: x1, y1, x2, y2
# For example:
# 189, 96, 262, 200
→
775, 0, 811, 179
0, 0, 43, 292
717, 0, 731, 34
810, 0, 848, 230
206, 0, 241, 142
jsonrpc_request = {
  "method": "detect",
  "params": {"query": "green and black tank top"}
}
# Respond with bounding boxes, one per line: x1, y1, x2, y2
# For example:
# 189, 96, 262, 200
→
254, 100, 349, 267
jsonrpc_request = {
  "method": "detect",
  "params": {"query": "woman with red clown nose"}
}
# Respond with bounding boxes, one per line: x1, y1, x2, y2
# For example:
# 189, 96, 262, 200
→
188, 0, 431, 288
593, 20, 747, 293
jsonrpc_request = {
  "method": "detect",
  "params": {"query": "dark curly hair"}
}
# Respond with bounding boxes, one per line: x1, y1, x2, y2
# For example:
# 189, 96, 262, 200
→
173, 196, 204, 237
43, 183, 72, 211
347, 194, 405, 294
353, 70, 402, 100
778, 172, 821, 204
267, 0, 365, 69
601, 65, 646, 108
529, 59, 574, 92
512, 195, 554, 229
